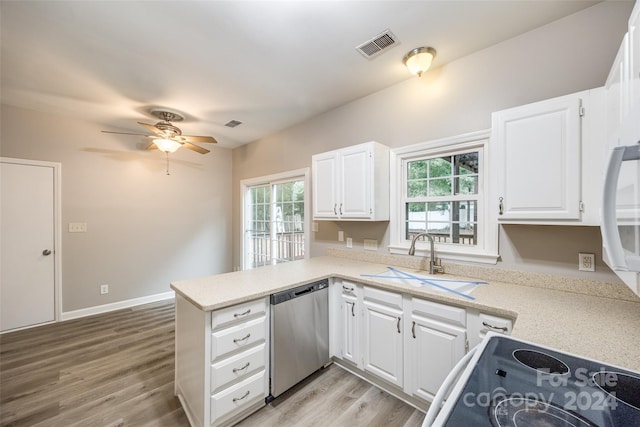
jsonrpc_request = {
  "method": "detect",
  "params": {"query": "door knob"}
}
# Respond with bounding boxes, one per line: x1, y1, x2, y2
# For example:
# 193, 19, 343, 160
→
42, 249, 52, 256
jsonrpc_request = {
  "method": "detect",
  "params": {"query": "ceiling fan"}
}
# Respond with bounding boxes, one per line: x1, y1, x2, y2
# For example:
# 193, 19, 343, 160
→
102, 109, 218, 154
102, 109, 218, 174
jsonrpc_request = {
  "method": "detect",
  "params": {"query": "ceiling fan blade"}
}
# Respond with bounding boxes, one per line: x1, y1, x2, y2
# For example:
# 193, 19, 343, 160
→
137, 122, 164, 135
182, 142, 210, 154
180, 135, 218, 144
145, 142, 157, 150
101, 130, 153, 137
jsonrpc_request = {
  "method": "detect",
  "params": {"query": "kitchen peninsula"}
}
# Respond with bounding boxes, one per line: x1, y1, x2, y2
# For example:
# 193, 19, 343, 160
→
171, 253, 640, 427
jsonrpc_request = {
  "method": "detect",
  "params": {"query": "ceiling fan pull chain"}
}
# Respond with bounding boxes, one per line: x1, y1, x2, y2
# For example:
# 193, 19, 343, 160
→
165, 152, 170, 175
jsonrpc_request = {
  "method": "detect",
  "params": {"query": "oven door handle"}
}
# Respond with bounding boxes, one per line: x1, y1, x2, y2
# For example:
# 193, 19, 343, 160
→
422, 346, 478, 427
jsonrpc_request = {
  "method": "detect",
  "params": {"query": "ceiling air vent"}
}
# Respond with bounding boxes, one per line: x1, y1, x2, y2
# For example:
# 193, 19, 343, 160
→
356, 29, 398, 59
225, 120, 242, 128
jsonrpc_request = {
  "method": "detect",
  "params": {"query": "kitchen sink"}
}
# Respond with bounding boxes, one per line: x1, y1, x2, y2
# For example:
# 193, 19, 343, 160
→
361, 267, 486, 300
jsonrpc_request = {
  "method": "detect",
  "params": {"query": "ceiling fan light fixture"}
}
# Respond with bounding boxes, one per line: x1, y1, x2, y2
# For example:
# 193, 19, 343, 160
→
154, 138, 181, 153
403, 46, 436, 77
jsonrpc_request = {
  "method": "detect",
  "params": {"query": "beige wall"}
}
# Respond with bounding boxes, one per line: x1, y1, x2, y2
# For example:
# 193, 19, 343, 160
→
232, 1, 633, 282
1, 105, 233, 312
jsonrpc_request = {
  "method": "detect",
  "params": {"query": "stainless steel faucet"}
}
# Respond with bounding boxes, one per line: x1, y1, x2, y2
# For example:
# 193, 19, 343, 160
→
408, 232, 444, 274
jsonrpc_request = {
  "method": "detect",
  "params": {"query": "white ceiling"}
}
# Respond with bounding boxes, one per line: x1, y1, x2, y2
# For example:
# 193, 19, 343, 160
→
1, 1, 600, 149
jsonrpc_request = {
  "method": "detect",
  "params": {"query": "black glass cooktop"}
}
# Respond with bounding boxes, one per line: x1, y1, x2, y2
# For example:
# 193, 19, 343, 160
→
441, 335, 640, 427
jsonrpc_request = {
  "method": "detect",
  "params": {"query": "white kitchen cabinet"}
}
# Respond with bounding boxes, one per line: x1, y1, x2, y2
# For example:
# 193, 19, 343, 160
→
605, 34, 629, 142
175, 295, 269, 427
362, 286, 404, 388
330, 280, 362, 368
404, 298, 466, 402
629, 1, 640, 112
466, 309, 513, 349
491, 88, 605, 225
312, 141, 390, 221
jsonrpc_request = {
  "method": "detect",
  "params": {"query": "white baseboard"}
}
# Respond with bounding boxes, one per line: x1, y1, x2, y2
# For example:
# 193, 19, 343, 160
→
61, 291, 175, 321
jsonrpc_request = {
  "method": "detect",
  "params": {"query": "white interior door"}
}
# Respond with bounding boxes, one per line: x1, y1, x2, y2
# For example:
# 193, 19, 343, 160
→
1, 160, 57, 332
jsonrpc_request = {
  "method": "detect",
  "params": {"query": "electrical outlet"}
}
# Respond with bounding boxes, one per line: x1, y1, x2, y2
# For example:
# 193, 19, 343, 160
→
100, 284, 109, 294
338, 230, 344, 242
312, 222, 318, 232
346, 237, 353, 248
578, 253, 595, 272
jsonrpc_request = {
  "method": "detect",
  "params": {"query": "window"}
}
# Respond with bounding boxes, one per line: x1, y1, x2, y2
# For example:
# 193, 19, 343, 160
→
242, 169, 309, 270
390, 131, 498, 263
405, 152, 479, 245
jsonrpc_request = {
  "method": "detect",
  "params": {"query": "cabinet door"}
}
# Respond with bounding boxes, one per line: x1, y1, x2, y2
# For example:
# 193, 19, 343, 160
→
362, 300, 403, 387
630, 2, 640, 111
340, 293, 360, 366
493, 96, 582, 220
312, 152, 338, 218
339, 144, 372, 218
605, 34, 629, 142
407, 315, 465, 401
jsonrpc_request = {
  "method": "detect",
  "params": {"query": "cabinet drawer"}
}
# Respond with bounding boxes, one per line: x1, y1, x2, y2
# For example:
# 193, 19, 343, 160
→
210, 370, 265, 424
212, 299, 266, 330
212, 316, 266, 361
411, 298, 466, 327
340, 280, 358, 296
479, 313, 512, 336
363, 286, 402, 309
211, 343, 266, 393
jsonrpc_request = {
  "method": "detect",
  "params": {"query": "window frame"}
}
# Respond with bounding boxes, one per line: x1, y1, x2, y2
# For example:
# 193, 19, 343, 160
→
389, 130, 499, 264
240, 168, 310, 270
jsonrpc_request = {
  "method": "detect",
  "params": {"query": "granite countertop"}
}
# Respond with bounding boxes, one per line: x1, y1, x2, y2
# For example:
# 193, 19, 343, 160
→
170, 255, 640, 372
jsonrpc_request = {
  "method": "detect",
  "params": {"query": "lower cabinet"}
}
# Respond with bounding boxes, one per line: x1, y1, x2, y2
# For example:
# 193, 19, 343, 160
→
362, 286, 404, 388
405, 298, 467, 402
330, 279, 514, 409
175, 295, 269, 427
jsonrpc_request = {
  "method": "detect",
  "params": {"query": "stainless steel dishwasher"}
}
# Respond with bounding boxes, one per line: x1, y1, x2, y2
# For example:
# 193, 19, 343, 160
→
269, 279, 330, 399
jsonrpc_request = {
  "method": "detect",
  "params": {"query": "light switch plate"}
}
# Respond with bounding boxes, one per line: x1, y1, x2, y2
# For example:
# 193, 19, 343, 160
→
364, 239, 378, 251
69, 222, 87, 233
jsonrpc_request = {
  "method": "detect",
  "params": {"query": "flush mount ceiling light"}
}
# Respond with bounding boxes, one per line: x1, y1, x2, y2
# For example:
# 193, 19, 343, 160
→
403, 47, 437, 77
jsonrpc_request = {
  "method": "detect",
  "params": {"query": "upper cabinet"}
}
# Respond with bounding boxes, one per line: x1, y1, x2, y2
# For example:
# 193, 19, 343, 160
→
312, 141, 389, 221
630, 2, 640, 114
490, 88, 605, 225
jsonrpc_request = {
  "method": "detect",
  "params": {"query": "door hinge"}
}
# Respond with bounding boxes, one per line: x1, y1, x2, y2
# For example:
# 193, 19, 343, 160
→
579, 201, 585, 212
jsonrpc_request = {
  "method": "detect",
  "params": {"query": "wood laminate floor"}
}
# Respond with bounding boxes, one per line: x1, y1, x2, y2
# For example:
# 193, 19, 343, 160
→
0, 300, 424, 427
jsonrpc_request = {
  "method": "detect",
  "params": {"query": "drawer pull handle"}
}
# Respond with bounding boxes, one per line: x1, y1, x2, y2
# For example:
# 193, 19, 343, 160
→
334, 204, 337, 215
482, 321, 508, 333
233, 333, 251, 343
339, 203, 343, 215
351, 302, 355, 317
412, 321, 416, 339
342, 286, 354, 293
233, 309, 251, 318
397, 317, 401, 334
498, 197, 504, 215
232, 390, 250, 402
232, 362, 250, 373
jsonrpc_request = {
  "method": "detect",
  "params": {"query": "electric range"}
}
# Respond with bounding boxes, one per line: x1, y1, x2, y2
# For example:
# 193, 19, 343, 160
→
431, 333, 640, 427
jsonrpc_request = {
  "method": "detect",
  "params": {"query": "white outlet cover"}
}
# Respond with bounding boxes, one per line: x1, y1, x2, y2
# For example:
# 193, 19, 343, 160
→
346, 237, 353, 248
578, 253, 595, 272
